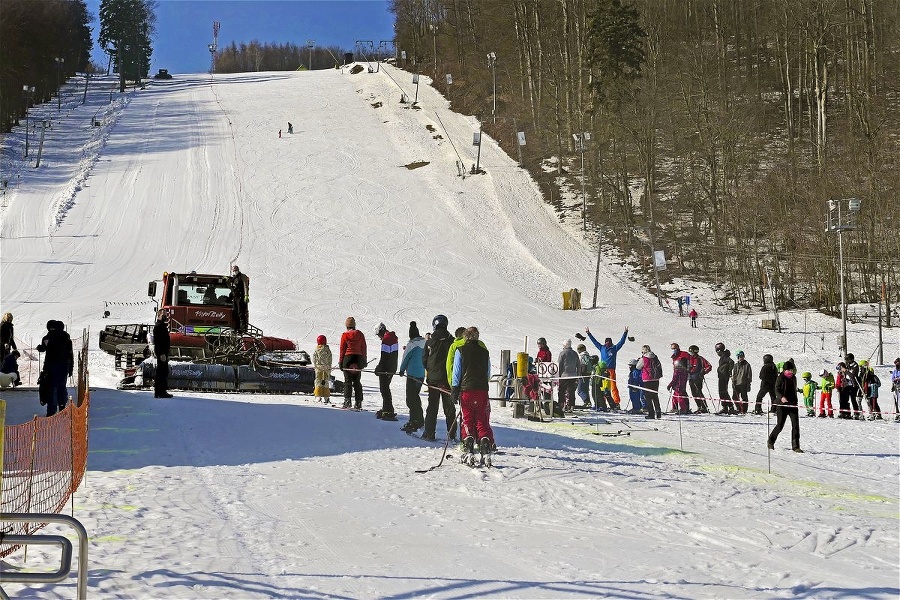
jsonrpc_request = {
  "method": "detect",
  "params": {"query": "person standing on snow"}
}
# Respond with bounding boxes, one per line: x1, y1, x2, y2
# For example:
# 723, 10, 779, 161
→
576, 343, 593, 408
890, 358, 900, 422
754, 354, 778, 414
0, 312, 17, 364
374, 322, 399, 420
152, 311, 172, 399
445, 327, 467, 386
800, 371, 818, 417
585, 326, 629, 408
451, 327, 495, 460
626, 358, 644, 414
421, 314, 457, 441
688, 308, 698, 328
635, 344, 663, 419
818, 368, 835, 417
687, 345, 712, 414
732, 350, 752, 414
339, 316, 366, 410
312, 335, 332, 402
714, 342, 736, 415
859, 360, 882, 420
37, 320, 74, 415
557, 339, 580, 413
767, 359, 803, 453
666, 350, 690, 414
399, 321, 426, 433
229, 265, 250, 333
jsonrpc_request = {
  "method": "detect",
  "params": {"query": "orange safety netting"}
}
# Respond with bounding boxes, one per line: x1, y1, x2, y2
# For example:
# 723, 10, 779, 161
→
0, 330, 90, 559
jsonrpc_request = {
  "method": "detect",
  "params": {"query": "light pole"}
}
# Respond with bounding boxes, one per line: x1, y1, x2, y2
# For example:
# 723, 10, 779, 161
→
55, 57, 64, 111
573, 132, 590, 231
487, 52, 497, 123
307, 40, 315, 70
825, 198, 862, 356
22, 85, 34, 158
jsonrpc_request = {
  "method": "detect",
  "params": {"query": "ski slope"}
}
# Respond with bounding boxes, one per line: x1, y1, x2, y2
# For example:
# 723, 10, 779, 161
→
0, 69, 897, 599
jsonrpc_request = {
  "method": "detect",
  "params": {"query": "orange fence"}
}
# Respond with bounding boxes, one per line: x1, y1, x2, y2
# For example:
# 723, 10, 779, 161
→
0, 329, 90, 559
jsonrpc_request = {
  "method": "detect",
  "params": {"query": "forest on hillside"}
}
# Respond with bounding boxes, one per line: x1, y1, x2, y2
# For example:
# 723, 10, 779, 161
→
390, 0, 899, 322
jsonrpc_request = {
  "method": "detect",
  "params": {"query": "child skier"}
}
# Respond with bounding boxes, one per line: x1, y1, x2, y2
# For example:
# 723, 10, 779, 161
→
818, 369, 835, 417
593, 360, 613, 411
627, 358, 644, 413
859, 360, 882, 420
312, 335, 332, 402
801, 372, 818, 417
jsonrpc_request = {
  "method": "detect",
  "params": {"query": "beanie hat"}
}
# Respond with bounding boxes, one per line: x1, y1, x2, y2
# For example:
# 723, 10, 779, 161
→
316, 335, 326, 345
409, 321, 420, 338
374, 322, 387, 337
783, 359, 796, 372
345, 316, 356, 329
576, 344, 586, 352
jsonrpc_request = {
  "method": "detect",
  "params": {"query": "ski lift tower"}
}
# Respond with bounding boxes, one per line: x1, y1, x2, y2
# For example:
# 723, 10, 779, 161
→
208, 21, 220, 76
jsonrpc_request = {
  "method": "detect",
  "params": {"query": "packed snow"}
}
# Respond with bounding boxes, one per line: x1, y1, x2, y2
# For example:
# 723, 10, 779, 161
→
0, 66, 897, 599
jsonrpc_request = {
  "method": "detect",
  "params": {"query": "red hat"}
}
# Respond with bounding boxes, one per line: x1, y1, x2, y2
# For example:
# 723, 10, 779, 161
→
316, 335, 326, 345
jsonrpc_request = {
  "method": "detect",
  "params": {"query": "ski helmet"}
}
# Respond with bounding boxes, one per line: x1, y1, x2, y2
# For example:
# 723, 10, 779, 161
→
714, 342, 725, 353
688, 344, 699, 353
819, 369, 828, 377
432, 314, 448, 330
763, 354, 773, 363
736, 350, 745, 358
628, 358, 638, 367
801, 371, 811, 379
316, 335, 326, 345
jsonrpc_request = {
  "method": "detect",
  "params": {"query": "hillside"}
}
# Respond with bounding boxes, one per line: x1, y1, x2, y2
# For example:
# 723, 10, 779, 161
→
0, 69, 897, 599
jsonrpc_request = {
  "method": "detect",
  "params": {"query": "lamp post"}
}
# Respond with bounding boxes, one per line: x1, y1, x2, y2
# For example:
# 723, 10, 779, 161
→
825, 198, 862, 355
307, 40, 315, 70
573, 132, 590, 231
487, 52, 497, 123
55, 57, 64, 111
22, 85, 34, 158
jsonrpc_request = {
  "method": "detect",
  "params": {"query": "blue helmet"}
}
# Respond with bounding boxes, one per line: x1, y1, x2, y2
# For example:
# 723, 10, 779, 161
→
432, 314, 448, 330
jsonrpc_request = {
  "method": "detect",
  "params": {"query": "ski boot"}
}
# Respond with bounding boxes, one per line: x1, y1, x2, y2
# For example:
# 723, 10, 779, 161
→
478, 437, 493, 467
342, 399, 352, 409
401, 420, 422, 433
460, 436, 476, 466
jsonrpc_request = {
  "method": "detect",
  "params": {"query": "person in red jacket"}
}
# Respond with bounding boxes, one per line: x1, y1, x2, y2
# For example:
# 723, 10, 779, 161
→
339, 316, 367, 410
536, 337, 552, 364
374, 322, 399, 420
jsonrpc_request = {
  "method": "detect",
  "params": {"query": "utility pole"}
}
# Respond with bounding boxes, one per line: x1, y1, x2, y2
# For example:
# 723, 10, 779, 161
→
307, 40, 315, 70
208, 21, 220, 76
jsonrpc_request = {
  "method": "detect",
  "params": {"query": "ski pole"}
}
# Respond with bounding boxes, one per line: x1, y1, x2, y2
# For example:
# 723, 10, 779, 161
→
415, 411, 462, 474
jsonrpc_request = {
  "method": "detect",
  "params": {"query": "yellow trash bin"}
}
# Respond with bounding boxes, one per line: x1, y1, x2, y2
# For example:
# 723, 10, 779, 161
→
562, 291, 572, 310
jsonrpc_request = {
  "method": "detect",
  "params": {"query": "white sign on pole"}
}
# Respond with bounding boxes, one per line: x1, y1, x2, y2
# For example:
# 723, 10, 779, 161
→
654, 250, 667, 271
473, 131, 481, 146
446, 74, 453, 85
517, 131, 526, 146
412, 74, 419, 84
401, 51, 407, 60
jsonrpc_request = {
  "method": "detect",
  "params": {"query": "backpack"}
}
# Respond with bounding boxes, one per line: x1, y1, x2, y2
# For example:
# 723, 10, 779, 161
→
579, 353, 592, 376
649, 355, 664, 380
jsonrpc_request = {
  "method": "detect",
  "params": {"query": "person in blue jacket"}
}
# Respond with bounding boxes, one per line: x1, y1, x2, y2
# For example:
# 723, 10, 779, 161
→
627, 358, 644, 413
585, 326, 629, 408
398, 321, 427, 433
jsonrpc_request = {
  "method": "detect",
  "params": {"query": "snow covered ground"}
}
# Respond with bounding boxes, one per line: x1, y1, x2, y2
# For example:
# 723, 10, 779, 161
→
0, 67, 897, 599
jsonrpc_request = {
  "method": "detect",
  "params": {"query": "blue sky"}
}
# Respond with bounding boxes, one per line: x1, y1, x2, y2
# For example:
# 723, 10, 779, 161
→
85, 0, 397, 74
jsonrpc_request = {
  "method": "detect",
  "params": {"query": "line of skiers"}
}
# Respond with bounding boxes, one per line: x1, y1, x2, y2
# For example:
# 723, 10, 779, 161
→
526, 334, 899, 423
311, 315, 497, 458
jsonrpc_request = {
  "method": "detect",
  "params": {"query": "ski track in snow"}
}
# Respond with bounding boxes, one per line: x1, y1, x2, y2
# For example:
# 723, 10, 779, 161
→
0, 69, 897, 599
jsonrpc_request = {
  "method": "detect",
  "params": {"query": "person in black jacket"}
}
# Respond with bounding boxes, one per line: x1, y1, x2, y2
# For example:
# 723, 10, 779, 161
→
421, 314, 456, 441
153, 311, 173, 398
0, 312, 16, 364
753, 354, 778, 414
767, 359, 802, 452
37, 320, 74, 416
714, 342, 736, 415
229, 265, 250, 333
373, 322, 399, 420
